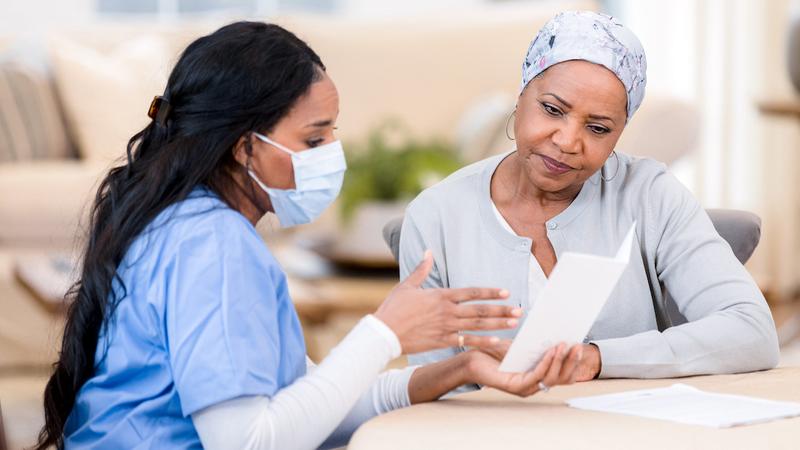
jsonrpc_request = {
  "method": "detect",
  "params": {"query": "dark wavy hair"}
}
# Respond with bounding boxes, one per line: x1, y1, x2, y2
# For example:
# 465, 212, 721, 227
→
35, 21, 325, 449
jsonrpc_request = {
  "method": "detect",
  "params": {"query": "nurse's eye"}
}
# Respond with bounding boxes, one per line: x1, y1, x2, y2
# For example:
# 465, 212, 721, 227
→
541, 102, 563, 117
306, 138, 325, 148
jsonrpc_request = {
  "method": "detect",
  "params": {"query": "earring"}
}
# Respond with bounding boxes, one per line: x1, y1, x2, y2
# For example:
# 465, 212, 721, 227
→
601, 151, 620, 182
505, 110, 517, 141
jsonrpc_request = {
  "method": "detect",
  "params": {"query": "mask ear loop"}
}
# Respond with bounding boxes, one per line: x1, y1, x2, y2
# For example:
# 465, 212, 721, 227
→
253, 132, 295, 155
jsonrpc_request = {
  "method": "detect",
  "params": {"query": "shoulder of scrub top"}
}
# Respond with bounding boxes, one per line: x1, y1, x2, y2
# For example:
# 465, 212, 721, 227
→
120, 186, 276, 271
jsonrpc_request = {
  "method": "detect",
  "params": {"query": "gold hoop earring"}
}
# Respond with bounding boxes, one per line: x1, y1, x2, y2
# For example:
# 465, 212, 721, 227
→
505, 110, 517, 141
601, 151, 620, 182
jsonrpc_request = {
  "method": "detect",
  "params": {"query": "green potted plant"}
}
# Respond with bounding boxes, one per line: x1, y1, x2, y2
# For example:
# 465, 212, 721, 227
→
331, 123, 463, 266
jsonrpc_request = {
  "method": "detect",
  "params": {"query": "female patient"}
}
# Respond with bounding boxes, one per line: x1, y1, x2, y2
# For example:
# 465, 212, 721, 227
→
401, 11, 779, 390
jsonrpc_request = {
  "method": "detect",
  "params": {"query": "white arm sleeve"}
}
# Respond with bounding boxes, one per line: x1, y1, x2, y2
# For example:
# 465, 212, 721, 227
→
192, 315, 418, 450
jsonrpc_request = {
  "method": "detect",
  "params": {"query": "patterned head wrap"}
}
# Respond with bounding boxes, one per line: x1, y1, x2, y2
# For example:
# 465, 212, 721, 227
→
521, 11, 647, 122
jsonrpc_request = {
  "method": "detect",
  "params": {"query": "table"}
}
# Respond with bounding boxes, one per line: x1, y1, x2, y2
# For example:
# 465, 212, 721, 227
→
759, 100, 800, 118
349, 367, 800, 450
288, 273, 397, 361
288, 274, 396, 325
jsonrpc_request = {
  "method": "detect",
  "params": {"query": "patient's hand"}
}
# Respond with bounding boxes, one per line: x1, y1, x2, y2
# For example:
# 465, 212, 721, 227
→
464, 343, 586, 397
574, 343, 602, 381
474, 340, 601, 383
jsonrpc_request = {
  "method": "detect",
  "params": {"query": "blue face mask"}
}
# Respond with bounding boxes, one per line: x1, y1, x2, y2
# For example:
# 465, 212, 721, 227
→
248, 132, 347, 227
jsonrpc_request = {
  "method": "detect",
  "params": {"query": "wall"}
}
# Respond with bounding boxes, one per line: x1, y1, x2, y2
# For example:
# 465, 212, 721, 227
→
618, 0, 800, 300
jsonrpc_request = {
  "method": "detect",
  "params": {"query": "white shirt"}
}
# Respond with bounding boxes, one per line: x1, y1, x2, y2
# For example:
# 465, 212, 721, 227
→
192, 315, 419, 450
491, 201, 547, 307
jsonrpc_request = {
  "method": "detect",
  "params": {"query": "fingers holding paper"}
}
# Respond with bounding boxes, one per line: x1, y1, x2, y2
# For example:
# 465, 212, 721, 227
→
541, 343, 584, 387
465, 342, 585, 397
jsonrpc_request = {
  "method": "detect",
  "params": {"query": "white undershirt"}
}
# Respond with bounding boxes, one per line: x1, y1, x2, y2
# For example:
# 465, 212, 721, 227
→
192, 315, 419, 450
490, 202, 547, 304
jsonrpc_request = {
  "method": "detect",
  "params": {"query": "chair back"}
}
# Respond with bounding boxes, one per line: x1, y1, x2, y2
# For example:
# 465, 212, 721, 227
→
0, 401, 8, 450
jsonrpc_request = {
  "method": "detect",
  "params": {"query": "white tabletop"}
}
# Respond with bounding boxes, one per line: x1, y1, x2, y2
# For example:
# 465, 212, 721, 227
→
349, 367, 800, 450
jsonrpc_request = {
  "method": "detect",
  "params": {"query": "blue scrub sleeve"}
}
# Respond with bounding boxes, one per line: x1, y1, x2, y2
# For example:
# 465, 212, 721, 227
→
165, 214, 287, 416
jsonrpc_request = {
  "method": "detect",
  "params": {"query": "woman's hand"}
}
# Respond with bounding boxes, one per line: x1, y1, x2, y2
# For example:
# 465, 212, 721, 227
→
573, 343, 602, 381
406, 341, 601, 404
375, 251, 523, 354
464, 343, 586, 397
475, 340, 603, 383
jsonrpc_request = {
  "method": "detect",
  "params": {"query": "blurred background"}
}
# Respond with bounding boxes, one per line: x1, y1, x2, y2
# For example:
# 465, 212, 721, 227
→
1, 0, 800, 447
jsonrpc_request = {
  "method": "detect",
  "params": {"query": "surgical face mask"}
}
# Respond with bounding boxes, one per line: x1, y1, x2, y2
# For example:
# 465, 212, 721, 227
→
247, 132, 347, 227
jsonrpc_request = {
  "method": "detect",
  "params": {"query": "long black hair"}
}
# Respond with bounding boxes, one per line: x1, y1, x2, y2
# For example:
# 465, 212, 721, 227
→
36, 21, 325, 449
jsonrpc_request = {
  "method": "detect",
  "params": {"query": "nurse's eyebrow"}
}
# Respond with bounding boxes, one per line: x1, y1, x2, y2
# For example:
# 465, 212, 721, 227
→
305, 119, 334, 128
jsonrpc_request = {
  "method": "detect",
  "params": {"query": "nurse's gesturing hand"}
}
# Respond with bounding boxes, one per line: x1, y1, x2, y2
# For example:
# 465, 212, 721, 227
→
374, 250, 522, 354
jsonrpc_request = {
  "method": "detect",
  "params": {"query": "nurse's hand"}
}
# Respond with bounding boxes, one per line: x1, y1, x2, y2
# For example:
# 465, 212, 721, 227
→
465, 343, 585, 397
374, 250, 523, 354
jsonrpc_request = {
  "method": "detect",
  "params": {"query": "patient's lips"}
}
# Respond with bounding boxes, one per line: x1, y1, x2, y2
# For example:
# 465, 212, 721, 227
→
539, 154, 574, 175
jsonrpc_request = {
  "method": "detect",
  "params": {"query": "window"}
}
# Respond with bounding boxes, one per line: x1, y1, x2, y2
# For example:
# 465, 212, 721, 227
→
97, 0, 336, 16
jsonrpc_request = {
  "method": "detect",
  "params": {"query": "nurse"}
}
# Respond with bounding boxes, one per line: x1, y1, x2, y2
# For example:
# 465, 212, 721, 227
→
36, 22, 583, 450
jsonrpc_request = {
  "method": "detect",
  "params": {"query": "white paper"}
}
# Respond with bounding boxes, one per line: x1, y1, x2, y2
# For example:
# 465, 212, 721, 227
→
567, 384, 800, 428
498, 223, 635, 373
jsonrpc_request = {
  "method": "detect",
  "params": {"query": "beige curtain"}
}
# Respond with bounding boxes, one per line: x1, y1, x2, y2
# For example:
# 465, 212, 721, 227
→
620, 0, 800, 301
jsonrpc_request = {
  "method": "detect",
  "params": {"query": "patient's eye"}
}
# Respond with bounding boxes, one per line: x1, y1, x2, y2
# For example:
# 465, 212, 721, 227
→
541, 102, 563, 117
587, 124, 610, 135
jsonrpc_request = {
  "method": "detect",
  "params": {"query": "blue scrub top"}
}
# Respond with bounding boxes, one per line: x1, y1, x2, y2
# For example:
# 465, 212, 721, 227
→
64, 187, 307, 448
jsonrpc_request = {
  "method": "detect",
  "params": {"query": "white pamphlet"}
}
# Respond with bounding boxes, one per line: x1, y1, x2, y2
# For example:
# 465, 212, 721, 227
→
566, 384, 800, 427
498, 223, 635, 373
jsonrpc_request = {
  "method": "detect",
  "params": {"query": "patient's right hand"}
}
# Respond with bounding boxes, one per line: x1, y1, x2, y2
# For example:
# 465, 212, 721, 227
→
375, 250, 523, 354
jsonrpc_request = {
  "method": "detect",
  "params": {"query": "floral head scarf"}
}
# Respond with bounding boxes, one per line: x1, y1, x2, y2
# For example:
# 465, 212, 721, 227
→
521, 11, 647, 122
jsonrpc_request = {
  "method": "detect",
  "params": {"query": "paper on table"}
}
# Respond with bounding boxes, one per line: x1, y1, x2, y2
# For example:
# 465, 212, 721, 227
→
498, 223, 635, 373
567, 384, 800, 427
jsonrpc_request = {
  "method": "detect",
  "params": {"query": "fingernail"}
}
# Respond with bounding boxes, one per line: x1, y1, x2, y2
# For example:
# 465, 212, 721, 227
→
507, 319, 519, 327
490, 336, 500, 344
511, 308, 523, 317
499, 289, 510, 297
423, 249, 432, 259
577, 347, 584, 360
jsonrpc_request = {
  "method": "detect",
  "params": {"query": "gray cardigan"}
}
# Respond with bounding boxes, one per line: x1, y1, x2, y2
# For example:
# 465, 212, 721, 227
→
400, 151, 779, 385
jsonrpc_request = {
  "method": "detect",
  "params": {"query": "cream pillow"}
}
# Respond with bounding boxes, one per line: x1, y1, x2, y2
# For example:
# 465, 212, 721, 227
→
49, 35, 172, 163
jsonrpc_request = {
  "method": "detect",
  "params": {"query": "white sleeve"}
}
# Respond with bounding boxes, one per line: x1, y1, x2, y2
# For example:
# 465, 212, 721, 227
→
192, 315, 417, 450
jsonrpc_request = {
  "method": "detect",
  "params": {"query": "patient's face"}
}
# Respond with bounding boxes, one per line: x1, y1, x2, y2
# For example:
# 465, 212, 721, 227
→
514, 60, 627, 195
